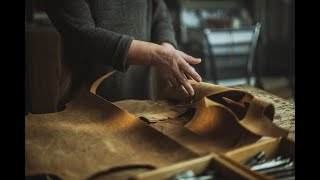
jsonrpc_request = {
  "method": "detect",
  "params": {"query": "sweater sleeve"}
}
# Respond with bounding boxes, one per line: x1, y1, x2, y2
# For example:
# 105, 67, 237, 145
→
44, 0, 133, 72
151, 0, 178, 48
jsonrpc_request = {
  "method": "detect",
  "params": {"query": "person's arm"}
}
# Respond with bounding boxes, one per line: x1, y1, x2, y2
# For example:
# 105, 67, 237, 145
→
44, 0, 133, 72
45, 0, 201, 97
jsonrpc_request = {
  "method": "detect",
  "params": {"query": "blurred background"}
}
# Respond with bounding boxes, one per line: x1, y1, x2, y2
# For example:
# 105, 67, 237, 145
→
164, 0, 295, 100
25, 0, 295, 100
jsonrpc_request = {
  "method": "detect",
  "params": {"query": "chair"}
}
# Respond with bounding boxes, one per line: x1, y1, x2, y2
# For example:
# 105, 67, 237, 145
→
202, 23, 261, 85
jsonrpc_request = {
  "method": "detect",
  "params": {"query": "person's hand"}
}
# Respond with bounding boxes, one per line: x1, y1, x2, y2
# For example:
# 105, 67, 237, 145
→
127, 40, 202, 97
150, 44, 202, 97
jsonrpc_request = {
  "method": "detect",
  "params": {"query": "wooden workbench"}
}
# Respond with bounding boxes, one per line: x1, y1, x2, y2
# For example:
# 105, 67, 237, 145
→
25, 84, 294, 180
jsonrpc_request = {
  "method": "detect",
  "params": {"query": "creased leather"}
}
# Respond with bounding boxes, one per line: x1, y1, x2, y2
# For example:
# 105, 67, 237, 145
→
161, 80, 289, 138
25, 76, 197, 180
91, 71, 190, 123
26, 71, 289, 179
114, 100, 188, 123
90, 71, 289, 154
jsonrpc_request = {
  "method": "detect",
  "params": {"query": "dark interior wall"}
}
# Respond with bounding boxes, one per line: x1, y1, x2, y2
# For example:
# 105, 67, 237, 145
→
165, 0, 294, 80
253, 0, 295, 77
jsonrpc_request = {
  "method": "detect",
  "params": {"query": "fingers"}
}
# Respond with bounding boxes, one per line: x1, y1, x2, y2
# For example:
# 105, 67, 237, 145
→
180, 85, 189, 96
169, 77, 189, 95
179, 51, 201, 65
168, 58, 200, 96
182, 70, 194, 80
173, 68, 195, 97
186, 73, 193, 80
167, 80, 173, 88
177, 51, 202, 82
161, 49, 203, 97
182, 63, 202, 82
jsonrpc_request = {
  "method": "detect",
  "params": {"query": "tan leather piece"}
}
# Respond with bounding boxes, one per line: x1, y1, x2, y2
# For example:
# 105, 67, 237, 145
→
25, 89, 197, 180
150, 118, 260, 154
26, 71, 289, 179
90, 71, 288, 154
114, 100, 188, 123
91, 71, 188, 123
239, 98, 288, 137
161, 80, 289, 138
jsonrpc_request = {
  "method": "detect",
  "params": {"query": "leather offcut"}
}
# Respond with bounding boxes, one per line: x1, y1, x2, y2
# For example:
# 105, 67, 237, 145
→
91, 71, 289, 154
114, 99, 188, 123
161, 80, 288, 138
26, 71, 289, 179
25, 71, 198, 180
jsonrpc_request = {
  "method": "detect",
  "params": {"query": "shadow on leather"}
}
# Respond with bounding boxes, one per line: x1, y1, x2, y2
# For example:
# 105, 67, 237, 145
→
87, 164, 155, 180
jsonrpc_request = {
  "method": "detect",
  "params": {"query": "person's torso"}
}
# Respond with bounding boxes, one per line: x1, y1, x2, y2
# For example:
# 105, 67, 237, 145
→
88, 0, 153, 41
87, 0, 155, 101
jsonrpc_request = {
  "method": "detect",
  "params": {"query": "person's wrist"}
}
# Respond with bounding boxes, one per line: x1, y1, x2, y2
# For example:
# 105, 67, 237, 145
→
149, 42, 167, 66
146, 42, 156, 66
161, 42, 175, 50
128, 40, 158, 66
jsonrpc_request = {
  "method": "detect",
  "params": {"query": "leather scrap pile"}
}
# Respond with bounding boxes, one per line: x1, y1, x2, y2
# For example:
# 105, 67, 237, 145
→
25, 71, 289, 180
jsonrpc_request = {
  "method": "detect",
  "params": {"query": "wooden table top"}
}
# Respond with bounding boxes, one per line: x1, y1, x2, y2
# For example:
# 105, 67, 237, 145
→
231, 84, 295, 141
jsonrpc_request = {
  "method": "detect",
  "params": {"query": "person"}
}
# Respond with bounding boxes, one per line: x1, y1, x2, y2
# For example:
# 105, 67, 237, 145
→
44, 0, 202, 102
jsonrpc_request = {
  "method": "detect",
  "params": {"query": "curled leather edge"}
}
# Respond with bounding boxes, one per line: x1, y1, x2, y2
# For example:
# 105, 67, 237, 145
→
161, 80, 289, 138
90, 70, 116, 95
92, 72, 289, 138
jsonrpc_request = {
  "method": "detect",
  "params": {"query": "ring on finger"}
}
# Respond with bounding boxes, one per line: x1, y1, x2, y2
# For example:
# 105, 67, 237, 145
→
170, 77, 178, 82
170, 77, 180, 87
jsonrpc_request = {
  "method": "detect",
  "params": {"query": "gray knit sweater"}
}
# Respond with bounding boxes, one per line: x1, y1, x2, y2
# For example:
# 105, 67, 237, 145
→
45, 0, 177, 101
